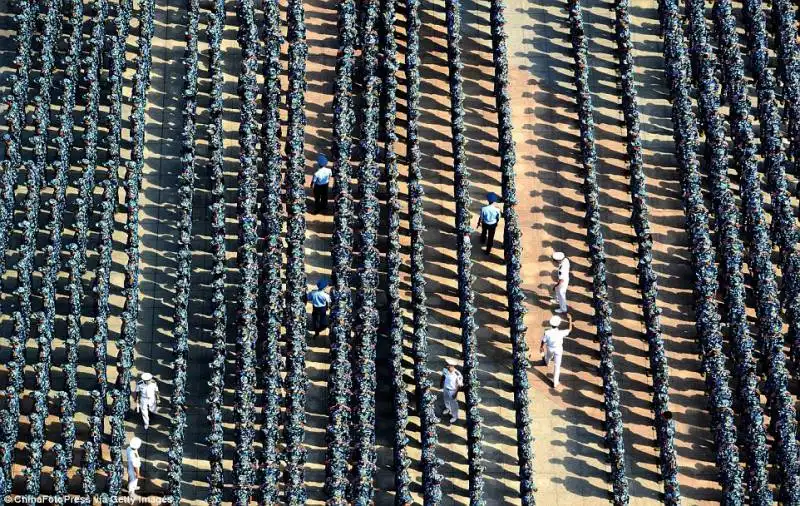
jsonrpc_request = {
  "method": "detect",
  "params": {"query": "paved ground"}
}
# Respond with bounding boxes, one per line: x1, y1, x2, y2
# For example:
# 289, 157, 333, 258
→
2, 0, 798, 503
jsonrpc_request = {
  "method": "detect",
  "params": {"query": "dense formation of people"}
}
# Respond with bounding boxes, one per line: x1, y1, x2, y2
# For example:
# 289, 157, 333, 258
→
711, 0, 800, 499
684, 0, 770, 500
566, 1, 629, 503
166, 0, 199, 500
658, 0, 745, 500
8, 0, 800, 501
231, 0, 262, 502
204, 0, 227, 502
324, 0, 357, 502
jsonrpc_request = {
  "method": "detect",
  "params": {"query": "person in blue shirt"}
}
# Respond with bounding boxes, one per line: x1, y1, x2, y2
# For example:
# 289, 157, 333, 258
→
310, 153, 333, 213
307, 278, 331, 339
477, 192, 502, 255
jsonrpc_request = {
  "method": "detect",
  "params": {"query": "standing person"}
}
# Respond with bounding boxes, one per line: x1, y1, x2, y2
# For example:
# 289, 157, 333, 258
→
126, 437, 142, 498
134, 373, 159, 430
552, 251, 570, 313
539, 314, 572, 388
440, 358, 464, 423
307, 278, 331, 339
477, 192, 502, 255
310, 153, 332, 213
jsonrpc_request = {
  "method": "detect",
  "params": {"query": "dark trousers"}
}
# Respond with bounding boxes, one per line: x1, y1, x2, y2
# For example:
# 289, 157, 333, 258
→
314, 183, 329, 212
312, 306, 327, 336
480, 222, 497, 254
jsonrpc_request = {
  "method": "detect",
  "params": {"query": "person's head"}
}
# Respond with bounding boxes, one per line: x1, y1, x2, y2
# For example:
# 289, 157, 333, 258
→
129, 437, 142, 450
487, 192, 499, 204
445, 358, 457, 371
140, 372, 153, 382
549, 315, 562, 328
317, 278, 329, 290
552, 251, 565, 263
317, 153, 329, 168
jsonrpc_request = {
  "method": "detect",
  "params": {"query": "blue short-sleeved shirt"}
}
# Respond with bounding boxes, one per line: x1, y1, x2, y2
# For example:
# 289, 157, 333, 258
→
307, 289, 331, 308
480, 204, 501, 225
312, 167, 332, 186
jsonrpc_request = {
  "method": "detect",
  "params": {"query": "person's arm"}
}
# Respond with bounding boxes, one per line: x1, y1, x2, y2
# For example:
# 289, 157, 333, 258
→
567, 313, 573, 332
539, 335, 546, 354
439, 373, 445, 389
135, 465, 141, 479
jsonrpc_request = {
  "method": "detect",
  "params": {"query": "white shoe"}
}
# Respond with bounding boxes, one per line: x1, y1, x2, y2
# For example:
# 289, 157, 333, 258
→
144, 424, 149, 430
442, 409, 450, 416
450, 416, 457, 423
554, 308, 566, 314
553, 382, 560, 389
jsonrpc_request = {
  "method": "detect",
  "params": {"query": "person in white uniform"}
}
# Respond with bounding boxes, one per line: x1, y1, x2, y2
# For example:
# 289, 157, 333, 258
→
440, 358, 464, 423
126, 437, 142, 497
553, 251, 570, 313
310, 153, 333, 213
134, 373, 159, 430
540, 314, 572, 388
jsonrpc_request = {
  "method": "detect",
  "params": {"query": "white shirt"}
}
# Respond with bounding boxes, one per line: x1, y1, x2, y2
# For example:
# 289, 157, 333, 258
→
136, 381, 159, 405
441, 368, 463, 391
543, 327, 569, 353
312, 167, 332, 186
557, 259, 570, 285
126, 447, 140, 481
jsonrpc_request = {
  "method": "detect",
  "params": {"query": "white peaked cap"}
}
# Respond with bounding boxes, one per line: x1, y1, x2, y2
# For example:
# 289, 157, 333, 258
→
549, 315, 562, 327
552, 251, 565, 261
445, 357, 458, 366
140, 372, 153, 381
130, 437, 142, 449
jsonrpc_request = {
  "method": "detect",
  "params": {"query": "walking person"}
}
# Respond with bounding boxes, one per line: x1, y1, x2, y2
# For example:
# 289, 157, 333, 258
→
478, 192, 502, 255
310, 153, 332, 213
440, 358, 464, 423
307, 278, 331, 339
134, 373, 159, 430
552, 251, 570, 313
126, 437, 142, 498
539, 314, 572, 388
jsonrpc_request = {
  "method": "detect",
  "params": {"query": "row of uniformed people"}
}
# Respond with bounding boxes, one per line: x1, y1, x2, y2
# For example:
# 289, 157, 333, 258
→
121, 155, 516, 496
